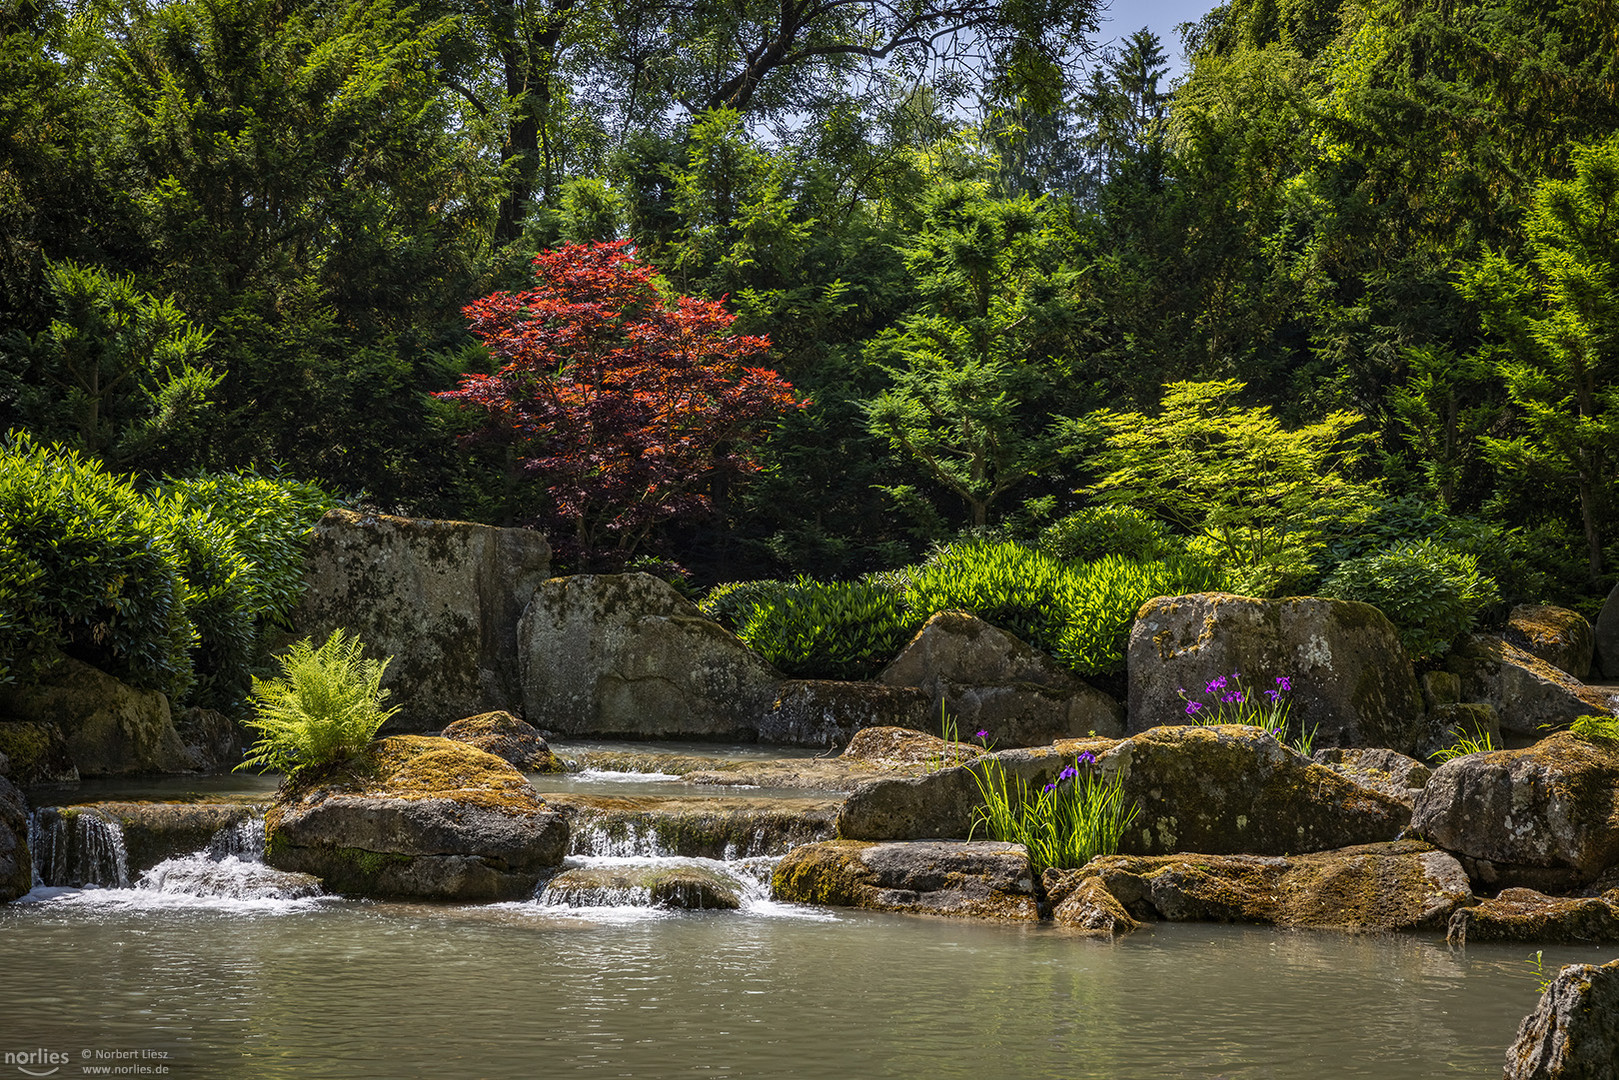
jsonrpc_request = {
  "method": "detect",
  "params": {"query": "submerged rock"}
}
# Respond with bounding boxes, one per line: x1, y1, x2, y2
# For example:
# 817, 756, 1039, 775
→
266, 736, 568, 901
837, 726, 1411, 857
442, 711, 562, 773
1447, 888, 1619, 945
1411, 732, 1619, 892
288, 509, 551, 731
0, 775, 30, 903
1445, 636, 1616, 738
546, 793, 840, 858
140, 856, 322, 901
1127, 593, 1427, 752
542, 863, 742, 910
771, 839, 1039, 921
878, 611, 1125, 744
1506, 605, 1596, 681
1044, 840, 1473, 932
0, 658, 190, 775
1045, 875, 1142, 937
519, 573, 781, 740
1504, 957, 1619, 1079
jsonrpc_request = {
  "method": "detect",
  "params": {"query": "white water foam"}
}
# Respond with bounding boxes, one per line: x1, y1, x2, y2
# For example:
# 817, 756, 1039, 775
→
574, 768, 684, 782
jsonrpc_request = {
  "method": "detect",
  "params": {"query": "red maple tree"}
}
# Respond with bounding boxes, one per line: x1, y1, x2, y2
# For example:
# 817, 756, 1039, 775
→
437, 241, 807, 564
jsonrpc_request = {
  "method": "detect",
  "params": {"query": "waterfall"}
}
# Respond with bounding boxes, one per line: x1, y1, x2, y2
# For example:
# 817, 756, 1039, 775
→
28, 807, 130, 889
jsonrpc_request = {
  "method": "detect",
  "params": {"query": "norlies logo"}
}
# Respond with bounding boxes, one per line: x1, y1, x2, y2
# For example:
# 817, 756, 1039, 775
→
4, 1049, 68, 1077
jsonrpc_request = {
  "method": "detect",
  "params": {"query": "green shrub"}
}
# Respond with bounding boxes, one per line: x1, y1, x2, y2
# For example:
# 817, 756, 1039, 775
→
0, 435, 335, 706
736, 576, 918, 679
1052, 553, 1223, 676
238, 629, 399, 778
1038, 506, 1182, 563
904, 541, 1083, 652
1319, 540, 1499, 662
698, 579, 788, 633
0, 433, 195, 696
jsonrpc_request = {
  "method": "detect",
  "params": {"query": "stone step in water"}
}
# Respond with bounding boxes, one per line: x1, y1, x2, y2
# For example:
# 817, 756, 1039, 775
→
29, 801, 267, 886
537, 855, 774, 911
543, 793, 840, 858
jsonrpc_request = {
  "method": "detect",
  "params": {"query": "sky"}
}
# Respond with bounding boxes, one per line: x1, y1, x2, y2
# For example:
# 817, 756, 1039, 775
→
1094, 0, 1224, 76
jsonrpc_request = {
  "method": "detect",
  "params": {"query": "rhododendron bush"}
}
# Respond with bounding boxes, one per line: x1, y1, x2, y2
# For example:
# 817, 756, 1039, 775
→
437, 241, 807, 565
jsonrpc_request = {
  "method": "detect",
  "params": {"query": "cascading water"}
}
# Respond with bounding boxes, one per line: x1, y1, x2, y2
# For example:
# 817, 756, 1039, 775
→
29, 806, 130, 888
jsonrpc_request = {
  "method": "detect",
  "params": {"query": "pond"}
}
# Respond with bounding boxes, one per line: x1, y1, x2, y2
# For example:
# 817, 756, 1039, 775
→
3, 749, 1602, 1079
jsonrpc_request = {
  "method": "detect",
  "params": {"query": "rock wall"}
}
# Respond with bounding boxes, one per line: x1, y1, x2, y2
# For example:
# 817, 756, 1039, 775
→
289, 510, 551, 730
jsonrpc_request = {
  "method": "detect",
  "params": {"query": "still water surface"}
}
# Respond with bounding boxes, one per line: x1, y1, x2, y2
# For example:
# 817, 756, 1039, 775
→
0, 893, 1603, 1079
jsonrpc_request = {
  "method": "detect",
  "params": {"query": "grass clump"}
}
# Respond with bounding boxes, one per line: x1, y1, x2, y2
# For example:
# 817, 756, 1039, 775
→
1568, 714, 1619, 745
238, 629, 399, 779
1429, 728, 1499, 763
969, 751, 1139, 875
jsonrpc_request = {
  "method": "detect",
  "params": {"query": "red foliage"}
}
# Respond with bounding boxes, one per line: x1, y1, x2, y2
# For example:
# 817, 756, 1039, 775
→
437, 241, 807, 561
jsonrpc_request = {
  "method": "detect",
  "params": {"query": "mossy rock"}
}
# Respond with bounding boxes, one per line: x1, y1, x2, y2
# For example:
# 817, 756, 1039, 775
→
1048, 840, 1473, 932
441, 711, 562, 773
771, 838, 1039, 921
264, 735, 568, 900
1504, 957, 1619, 1079
1448, 888, 1619, 945
541, 863, 742, 909
0, 720, 78, 785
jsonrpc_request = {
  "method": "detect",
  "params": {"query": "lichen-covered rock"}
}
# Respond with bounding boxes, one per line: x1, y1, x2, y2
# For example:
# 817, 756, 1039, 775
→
1596, 583, 1619, 680
837, 726, 1411, 855
1504, 957, 1619, 1079
841, 726, 988, 769
1128, 593, 1427, 752
1043, 872, 1141, 936
1412, 732, 1619, 892
771, 839, 1039, 921
0, 775, 31, 903
0, 658, 190, 775
1047, 840, 1472, 931
546, 794, 840, 858
288, 509, 551, 731
1446, 636, 1616, 738
755, 681, 933, 747
518, 573, 781, 739
1313, 747, 1433, 809
0, 720, 78, 784
541, 863, 742, 909
1447, 888, 1619, 945
442, 711, 561, 772
265, 736, 568, 900
878, 611, 1125, 744
1507, 606, 1597, 681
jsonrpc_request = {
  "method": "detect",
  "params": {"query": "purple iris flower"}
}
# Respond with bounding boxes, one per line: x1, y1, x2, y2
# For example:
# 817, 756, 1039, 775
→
975, 730, 988, 740
1077, 751, 1095, 766
1276, 676, 1292, 692
1186, 701, 1204, 715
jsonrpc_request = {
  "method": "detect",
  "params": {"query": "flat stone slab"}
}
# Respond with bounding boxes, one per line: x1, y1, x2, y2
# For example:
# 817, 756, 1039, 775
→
1448, 888, 1619, 945
541, 862, 742, 910
771, 839, 1039, 921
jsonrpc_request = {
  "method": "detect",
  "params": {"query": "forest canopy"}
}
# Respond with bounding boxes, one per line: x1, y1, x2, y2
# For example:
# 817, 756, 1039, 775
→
1, 0, 1615, 614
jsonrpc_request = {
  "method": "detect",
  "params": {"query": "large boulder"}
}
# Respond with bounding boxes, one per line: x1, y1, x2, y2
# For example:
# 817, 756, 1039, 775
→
878, 611, 1125, 744
754, 681, 933, 748
289, 510, 551, 731
518, 574, 781, 739
1044, 840, 1473, 932
1447, 888, 1619, 945
0, 720, 78, 784
771, 839, 1040, 921
1595, 583, 1619, 680
1447, 636, 1617, 738
1507, 605, 1597, 681
1128, 593, 1426, 752
1504, 957, 1619, 1080
0, 658, 190, 775
265, 736, 568, 900
1411, 732, 1619, 891
837, 725, 1412, 855
0, 776, 30, 903
442, 712, 562, 772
